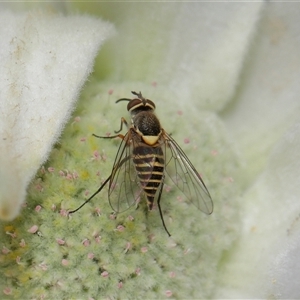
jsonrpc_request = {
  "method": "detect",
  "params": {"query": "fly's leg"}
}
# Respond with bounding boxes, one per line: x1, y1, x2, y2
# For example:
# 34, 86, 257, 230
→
93, 133, 125, 140
157, 179, 171, 237
92, 117, 128, 139
70, 122, 128, 214
68, 175, 111, 214
114, 117, 129, 134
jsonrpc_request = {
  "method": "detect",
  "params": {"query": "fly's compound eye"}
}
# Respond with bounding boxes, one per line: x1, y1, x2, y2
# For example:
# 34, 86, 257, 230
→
127, 99, 156, 112
127, 99, 142, 111
146, 99, 155, 110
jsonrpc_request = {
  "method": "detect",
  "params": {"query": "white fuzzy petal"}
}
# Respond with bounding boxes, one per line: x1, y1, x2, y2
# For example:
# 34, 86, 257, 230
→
215, 121, 300, 298
222, 3, 300, 178
103, 2, 263, 111
0, 10, 114, 220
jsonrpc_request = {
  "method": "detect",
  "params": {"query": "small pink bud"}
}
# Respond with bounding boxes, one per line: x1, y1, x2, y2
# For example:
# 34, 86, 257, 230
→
28, 225, 38, 234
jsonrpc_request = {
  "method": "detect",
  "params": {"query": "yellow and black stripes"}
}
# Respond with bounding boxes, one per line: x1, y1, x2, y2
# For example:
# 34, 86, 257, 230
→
133, 145, 164, 210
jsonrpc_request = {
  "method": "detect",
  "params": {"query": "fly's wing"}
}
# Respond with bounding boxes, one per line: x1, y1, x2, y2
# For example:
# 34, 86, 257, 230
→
162, 131, 213, 214
108, 130, 155, 213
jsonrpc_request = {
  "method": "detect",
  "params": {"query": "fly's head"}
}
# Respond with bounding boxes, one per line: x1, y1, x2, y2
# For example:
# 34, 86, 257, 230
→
116, 91, 161, 146
116, 91, 155, 116
127, 91, 156, 116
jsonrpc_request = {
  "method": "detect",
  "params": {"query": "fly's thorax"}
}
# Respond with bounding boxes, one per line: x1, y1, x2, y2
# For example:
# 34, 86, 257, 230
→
132, 111, 162, 146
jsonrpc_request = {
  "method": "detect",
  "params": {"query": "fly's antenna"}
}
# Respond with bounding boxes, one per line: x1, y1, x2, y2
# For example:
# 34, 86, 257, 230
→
116, 91, 144, 104
131, 91, 144, 99
115, 98, 131, 104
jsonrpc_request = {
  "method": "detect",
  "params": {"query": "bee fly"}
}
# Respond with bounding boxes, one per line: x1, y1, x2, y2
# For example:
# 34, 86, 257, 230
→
69, 91, 213, 236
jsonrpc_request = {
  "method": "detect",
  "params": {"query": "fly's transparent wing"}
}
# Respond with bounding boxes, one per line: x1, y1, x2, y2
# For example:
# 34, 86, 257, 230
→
108, 131, 141, 212
108, 130, 155, 213
162, 131, 213, 214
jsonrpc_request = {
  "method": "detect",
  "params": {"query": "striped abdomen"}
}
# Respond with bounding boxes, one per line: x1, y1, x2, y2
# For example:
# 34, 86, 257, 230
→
133, 145, 164, 210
